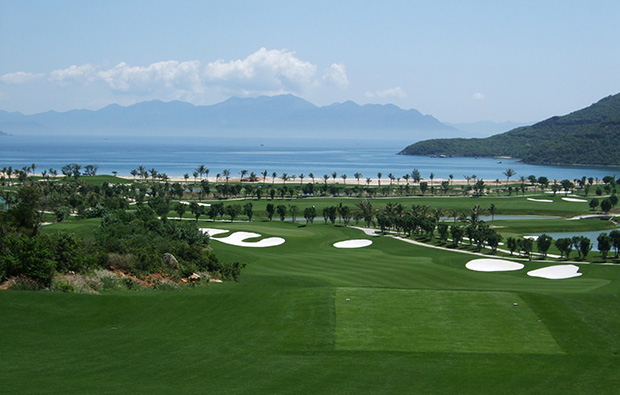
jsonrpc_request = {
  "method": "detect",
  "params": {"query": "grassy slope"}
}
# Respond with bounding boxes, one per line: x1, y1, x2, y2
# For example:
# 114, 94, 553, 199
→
4, 207, 620, 393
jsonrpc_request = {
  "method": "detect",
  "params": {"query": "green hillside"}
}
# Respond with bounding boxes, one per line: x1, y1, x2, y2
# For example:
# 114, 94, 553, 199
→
399, 93, 620, 166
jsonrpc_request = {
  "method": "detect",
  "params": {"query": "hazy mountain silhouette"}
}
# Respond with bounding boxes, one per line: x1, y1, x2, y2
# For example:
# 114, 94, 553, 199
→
0, 94, 459, 140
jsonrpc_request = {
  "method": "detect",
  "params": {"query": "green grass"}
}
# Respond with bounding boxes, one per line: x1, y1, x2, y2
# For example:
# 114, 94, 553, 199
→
39, 217, 101, 236
3, 217, 620, 393
335, 288, 562, 354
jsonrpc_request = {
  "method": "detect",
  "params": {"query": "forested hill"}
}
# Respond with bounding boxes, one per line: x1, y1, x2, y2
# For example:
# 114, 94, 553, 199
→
399, 93, 620, 166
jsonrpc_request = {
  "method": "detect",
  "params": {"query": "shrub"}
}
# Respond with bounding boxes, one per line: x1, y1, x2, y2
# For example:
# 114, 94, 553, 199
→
8, 276, 43, 291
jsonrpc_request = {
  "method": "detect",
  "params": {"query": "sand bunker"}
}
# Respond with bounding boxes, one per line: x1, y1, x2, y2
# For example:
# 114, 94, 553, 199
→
333, 239, 373, 248
180, 200, 211, 207
466, 258, 524, 272
527, 265, 582, 279
562, 197, 587, 203
200, 228, 230, 237
527, 198, 553, 203
353, 227, 381, 237
212, 231, 285, 247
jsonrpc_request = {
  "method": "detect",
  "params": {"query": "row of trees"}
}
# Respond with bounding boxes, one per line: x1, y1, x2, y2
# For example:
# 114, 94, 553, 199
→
505, 231, 620, 262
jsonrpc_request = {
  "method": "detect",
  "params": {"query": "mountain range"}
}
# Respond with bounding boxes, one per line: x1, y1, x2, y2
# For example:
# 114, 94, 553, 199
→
0, 94, 462, 140
399, 92, 620, 166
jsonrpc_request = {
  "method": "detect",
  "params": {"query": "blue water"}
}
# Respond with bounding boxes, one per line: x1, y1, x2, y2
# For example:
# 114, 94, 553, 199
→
1, 134, 619, 181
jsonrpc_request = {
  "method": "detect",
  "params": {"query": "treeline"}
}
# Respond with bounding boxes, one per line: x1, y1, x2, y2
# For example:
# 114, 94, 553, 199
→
506, 232, 620, 262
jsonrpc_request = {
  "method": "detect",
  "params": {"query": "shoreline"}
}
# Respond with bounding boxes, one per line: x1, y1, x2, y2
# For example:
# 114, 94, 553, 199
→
117, 175, 522, 187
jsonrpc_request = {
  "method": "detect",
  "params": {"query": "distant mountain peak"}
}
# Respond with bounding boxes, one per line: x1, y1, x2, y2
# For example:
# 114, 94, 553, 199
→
0, 94, 460, 140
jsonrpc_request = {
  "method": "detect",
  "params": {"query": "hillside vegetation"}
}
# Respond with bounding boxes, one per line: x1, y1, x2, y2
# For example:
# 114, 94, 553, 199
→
399, 93, 620, 166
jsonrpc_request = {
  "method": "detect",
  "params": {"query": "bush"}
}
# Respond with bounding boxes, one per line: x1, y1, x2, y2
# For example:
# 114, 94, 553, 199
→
0, 234, 56, 287
8, 276, 43, 291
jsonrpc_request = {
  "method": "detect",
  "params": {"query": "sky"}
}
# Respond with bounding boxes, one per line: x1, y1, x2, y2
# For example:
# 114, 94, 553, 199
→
1, 0, 619, 123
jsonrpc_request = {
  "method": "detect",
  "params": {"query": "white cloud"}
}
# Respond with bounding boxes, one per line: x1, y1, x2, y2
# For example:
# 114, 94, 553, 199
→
0, 49, 348, 106
49, 64, 96, 85
97, 60, 203, 95
365, 87, 407, 99
322, 63, 349, 89
204, 48, 318, 95
0, 71, 44, 84
473, 92, 485, 100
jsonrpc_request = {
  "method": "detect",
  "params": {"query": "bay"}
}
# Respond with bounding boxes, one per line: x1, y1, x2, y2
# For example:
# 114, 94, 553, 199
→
1, 134, 619, 181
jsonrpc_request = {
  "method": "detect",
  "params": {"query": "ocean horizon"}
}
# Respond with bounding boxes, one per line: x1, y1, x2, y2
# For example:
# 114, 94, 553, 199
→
1, 134, 619, 182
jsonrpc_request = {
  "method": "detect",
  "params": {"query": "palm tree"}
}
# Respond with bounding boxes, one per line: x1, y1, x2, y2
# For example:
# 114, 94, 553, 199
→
504, 168, 516, 183
299, 173, 305, 185
489, 203, 496, 223
403, 174, 410, 185
281, 173, 288, 184
184, 173, 189, 183
262, 170, 268, 184
429, 173, 434, 188
449, 174, 454, 187
204, 168, 210, 181
377, 172, 382, 186
272, 172, 277, 184
388, 173, 394, 186
195, 164, 206, 180
323, 174, 329, 185
463, 174, 471, 185
309, 173, 315, 184
137, 165, 146, 181
332, 172, 337, 184
223, 169, 231, 183
193, 171, 198, 184
240, 169, 248, 182
354, 172, 362, 185
341, 174, 347, 185
366, 177, 371, 186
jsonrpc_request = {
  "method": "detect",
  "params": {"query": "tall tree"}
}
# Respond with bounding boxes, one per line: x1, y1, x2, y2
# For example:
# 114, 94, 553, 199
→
504, 168, 516, 183
354, 172, 362, 185
411, 169, 421, 183
597, 233, 611, 262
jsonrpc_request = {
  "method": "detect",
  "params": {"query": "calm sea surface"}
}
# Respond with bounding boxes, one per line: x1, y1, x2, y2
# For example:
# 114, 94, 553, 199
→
1, 134, 619, 181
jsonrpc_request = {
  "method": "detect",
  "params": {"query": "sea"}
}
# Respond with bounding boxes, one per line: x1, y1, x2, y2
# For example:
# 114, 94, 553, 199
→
1, 134, 619, 182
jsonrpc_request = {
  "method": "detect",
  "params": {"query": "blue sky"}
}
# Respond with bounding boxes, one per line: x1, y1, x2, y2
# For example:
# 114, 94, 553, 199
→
1, 0, 619, 123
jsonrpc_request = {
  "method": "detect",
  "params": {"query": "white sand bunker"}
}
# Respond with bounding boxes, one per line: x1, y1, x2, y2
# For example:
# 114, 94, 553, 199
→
180, 200, 211, 207
333, 239, 373, 249
527, 264, 582, 279
527, 198, 553, 203
562, 197, 587, 202
353, 227, 381, 237
466, 258, 524, 272
200, 228, 230, 237
212, 231, 285, 248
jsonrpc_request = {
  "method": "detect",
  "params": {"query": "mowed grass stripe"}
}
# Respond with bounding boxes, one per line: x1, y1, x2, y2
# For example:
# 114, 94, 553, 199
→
335, 288, 564, 354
